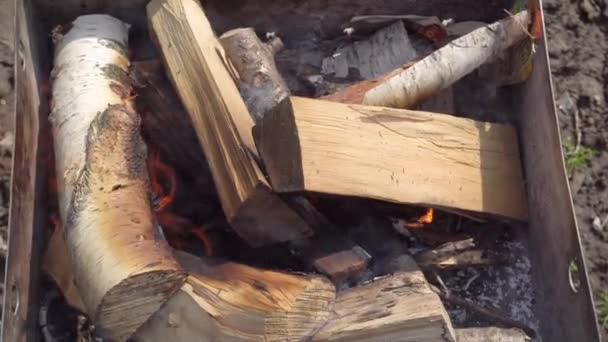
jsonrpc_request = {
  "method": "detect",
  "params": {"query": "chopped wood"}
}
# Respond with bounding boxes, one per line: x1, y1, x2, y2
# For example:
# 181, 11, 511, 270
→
219, 27, 288, 122
147, 0, 312, 247
413, 239, 508, 270
416, 249, 505, 270
420, 238, 475, 252
50, 15, 184, 341
257, 96, 529, 221
322, 21, 418, 79
312, 255, 455, 341
134, 251, 336, 341
312, 246, 372, 283
455, 327, 530, 342
289, 228, 372, 284
363, 11, 531, 108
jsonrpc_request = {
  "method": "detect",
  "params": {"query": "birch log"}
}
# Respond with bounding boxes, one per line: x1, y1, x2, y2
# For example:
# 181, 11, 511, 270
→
363, 11, 531, 108
219, 28, 288, 122
50, 15, 184, 341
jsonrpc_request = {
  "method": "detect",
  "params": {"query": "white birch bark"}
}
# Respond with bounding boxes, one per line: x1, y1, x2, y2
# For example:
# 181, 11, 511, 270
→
363, 11, 531, 109
50, 15, 183, 341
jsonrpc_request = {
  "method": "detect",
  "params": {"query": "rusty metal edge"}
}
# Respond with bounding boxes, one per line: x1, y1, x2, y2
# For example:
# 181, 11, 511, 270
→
1, 0, 48, 341
517, 1, 600, 341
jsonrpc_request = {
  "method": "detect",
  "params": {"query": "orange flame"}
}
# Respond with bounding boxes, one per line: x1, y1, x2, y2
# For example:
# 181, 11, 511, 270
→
148, 150, 176, 212
400, 207, 434, 230
147, 149, 213, 256
417, 208, 434, 224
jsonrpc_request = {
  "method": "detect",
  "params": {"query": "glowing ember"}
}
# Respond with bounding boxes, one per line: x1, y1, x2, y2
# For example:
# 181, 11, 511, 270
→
192, 226, 213, 257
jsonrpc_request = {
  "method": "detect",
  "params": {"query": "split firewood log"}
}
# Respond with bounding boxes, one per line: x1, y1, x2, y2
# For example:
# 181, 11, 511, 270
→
50, 15, 184, 341
219, 28, 288, 122
134, 251, 336, 341
147, 0, 313, 247
257, 96, 529, 221
312, 255, 456, 341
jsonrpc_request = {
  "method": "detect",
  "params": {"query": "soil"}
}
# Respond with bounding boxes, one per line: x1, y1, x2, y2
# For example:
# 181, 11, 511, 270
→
0, 0, 606, 340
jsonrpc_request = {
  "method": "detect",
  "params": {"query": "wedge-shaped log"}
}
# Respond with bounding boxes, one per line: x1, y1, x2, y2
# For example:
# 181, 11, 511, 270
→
50, 15, 184, 341
147, 0, 312, 246
257, 97, 528, 221
134, 252, 336, 341
312, 255, 456, 341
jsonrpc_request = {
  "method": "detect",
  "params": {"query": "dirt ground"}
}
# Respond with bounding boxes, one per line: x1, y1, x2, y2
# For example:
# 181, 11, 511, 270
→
0, 0, 605, 339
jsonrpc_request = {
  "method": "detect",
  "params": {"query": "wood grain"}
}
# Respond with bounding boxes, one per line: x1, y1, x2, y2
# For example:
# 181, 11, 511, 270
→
313, 255, 455, 341
134, 251, 336, 341
258, 96, 528, 221
147, 0, 312, 246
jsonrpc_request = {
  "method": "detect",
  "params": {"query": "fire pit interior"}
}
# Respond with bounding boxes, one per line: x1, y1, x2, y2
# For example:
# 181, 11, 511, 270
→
5, 0, 598, 341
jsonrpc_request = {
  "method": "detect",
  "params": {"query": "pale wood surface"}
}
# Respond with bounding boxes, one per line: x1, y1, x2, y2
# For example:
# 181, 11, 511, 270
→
50, 15, 184, 341
313, 255, 455, 341
134, 252, 336, 341
147, 0, 312, 246
258, 96, 528, 221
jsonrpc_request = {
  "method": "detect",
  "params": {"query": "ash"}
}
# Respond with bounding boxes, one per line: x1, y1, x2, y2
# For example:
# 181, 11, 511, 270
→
442, 240, 542, 341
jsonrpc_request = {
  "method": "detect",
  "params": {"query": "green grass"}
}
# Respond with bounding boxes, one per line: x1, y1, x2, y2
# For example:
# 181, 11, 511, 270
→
563, 141, 598, 174
597, 291, 608, 329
